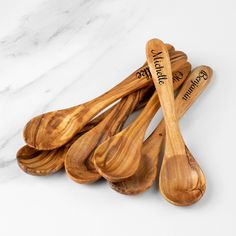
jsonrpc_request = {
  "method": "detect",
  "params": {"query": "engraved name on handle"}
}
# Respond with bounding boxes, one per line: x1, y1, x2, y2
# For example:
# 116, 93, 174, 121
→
150, 50, 167, 85
182, 70, 209, 100
136, 66, 152, 79
136, 65, 183, 82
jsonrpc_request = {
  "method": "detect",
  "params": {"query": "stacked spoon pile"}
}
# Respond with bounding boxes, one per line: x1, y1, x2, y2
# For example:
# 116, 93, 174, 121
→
17, 38, 213, 206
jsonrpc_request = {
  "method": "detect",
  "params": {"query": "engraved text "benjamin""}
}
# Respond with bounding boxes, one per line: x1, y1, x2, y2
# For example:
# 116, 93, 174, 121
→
182, 70, 208, 100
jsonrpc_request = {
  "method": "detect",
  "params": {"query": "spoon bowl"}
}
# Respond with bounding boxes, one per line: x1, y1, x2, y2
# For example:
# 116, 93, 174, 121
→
160, 149, 206, 205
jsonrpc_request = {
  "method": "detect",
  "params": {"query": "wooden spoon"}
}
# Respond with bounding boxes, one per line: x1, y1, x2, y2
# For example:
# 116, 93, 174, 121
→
65, 86, 152, 184
146, 38, 207, 206
17, 144, 69, 176
23, 47, 186, 150
110, 65, 213, 195
16, 109, 110, 176
93, 62, 191, 182
17, 88, 153, 176
17, 86, 154, 176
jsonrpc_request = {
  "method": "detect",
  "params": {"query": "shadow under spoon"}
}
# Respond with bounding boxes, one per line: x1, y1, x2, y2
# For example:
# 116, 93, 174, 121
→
146, 38, 209, 206
110, 65, 213, 195
23, 46, 185, 150
93, 62, 191, 182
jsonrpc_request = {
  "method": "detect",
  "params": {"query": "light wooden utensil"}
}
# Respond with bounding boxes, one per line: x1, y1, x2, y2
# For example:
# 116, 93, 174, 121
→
110, 65, 213, 195
23, 47, 186, 150
17, 87, 150, 177
65, 86, 152, 184
17, 89, 153, 176
17, 86, 155, 176
93, 62, 191, 182
17, 110, 109, 176
146, 38, 207, 206
17, 144, 68, 176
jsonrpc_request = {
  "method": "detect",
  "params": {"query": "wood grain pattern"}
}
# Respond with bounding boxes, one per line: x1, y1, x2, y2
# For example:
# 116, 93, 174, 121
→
17, 88, 153, 176
23, 47, 187, 150
16, 109, 110, 175
146, 39, 208, 206
109, 66, 212, 195
64, 86, 152, 184
17, 143, 68, 176
93, 62, 191, 182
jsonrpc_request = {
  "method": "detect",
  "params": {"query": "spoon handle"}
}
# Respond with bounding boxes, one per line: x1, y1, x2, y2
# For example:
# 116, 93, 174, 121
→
146, 38, 185, 156
143, 66, 213, 159
128, 62, 191, 133
105, 86, 153, 134
85, 50, 187, 111
175, 66, 213, 115
82, 85, 153, 132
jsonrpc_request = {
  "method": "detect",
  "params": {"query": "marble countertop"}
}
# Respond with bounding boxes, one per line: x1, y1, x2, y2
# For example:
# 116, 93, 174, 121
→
0, 0, 235, 236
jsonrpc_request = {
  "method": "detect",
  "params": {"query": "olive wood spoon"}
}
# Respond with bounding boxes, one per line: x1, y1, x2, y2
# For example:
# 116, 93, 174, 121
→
16, 109, 110, 176
17, 89, 152, 176
23, 47, 186, 150
146, 38, 206, 206
65, 86, 152, 184
110, 66, 212, 195
17, 56, 187, 177
93, 62, 191, 182
17, 86, 154, 176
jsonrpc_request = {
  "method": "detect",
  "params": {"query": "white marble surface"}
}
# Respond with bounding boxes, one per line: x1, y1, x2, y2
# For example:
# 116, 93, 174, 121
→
0, 0, 235, 235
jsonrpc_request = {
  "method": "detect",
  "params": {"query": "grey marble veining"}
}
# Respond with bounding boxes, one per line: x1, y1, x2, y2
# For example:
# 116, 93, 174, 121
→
0, 0, 150, 182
